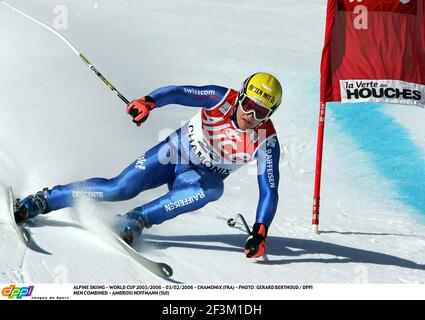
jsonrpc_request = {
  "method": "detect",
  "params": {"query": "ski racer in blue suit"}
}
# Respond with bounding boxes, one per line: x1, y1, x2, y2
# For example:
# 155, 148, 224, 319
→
15, 72, 283, 259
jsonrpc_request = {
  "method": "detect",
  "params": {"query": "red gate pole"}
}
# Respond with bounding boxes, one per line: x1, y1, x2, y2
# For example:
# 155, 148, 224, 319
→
312, 101, 327, 234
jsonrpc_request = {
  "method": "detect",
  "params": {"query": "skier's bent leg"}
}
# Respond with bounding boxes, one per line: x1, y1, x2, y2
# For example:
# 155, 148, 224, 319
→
15, 138, 176, 222
46, 176, 145, 211
142, 181, 224, 225
121, 170, 224, 233
47, 140, 175, 211
117, 170, 224, 244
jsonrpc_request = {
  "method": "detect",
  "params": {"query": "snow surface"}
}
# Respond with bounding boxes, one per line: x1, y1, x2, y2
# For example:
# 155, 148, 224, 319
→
0, 0, 424, 284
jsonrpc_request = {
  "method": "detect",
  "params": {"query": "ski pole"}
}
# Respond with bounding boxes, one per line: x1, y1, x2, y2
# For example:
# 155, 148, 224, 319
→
227, 214, 252, 235
1, 1, 135, 112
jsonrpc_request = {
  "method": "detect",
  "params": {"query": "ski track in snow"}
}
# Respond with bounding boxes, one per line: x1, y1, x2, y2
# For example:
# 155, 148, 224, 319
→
0, 0, 424, 283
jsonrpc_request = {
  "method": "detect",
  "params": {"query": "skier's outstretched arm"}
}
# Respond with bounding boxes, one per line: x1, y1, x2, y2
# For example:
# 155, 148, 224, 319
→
126, 85, 228, 126
245, 136, 280, 258
149, 85, 228, 108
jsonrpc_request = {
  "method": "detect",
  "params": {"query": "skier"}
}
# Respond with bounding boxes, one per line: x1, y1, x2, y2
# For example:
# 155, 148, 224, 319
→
14, 72, 282, 259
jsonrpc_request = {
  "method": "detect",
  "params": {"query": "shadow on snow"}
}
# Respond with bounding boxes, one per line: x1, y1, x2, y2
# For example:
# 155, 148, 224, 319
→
142, 233, 425, 271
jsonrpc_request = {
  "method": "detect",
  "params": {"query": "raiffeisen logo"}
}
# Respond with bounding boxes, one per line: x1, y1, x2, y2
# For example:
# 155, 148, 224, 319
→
1, 285, 34, 300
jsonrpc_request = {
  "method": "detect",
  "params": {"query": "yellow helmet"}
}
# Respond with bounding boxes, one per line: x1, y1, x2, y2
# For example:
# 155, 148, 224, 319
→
239, 72, 283, 111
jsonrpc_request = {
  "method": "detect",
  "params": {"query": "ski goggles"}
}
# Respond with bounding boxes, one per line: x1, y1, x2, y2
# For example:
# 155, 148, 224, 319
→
238, 94, 274, 121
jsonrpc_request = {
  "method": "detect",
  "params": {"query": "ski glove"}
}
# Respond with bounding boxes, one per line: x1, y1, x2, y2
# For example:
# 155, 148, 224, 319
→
126, 96, 156, 126
245, 223, 268, 258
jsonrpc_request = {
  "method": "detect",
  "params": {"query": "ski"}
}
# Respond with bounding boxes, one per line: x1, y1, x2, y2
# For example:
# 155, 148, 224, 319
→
6, 187, 31, 245
2, 185, 172, 277
114, 235, 173, 278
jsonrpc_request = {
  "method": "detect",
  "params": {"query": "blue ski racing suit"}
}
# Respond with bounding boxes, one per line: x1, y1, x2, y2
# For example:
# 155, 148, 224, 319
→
40, 85, 280, 229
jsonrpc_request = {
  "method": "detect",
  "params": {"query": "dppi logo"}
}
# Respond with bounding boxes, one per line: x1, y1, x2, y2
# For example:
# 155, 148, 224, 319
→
2, 285, 34, 299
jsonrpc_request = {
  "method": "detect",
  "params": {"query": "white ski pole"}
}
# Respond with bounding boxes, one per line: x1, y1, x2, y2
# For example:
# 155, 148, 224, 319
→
1, 1, 132, 107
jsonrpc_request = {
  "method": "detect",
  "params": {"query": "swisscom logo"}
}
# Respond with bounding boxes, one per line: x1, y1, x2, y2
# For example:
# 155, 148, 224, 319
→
1, 285, 34, 299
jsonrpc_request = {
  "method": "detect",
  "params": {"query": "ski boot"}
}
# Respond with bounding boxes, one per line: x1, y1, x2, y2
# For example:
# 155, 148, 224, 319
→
115, 210, 150, 246
15, 188, 50, 223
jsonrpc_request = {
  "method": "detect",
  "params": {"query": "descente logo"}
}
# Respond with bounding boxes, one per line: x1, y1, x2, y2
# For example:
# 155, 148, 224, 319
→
72, 191, 104, 199
2, 285, 34, 299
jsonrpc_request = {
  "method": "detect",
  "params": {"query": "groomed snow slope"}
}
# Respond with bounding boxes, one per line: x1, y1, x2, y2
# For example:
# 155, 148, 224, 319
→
0, 0, 424, 284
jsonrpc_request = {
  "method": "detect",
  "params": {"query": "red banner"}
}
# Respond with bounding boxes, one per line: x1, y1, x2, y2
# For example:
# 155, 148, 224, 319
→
321, 0, 425, 107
